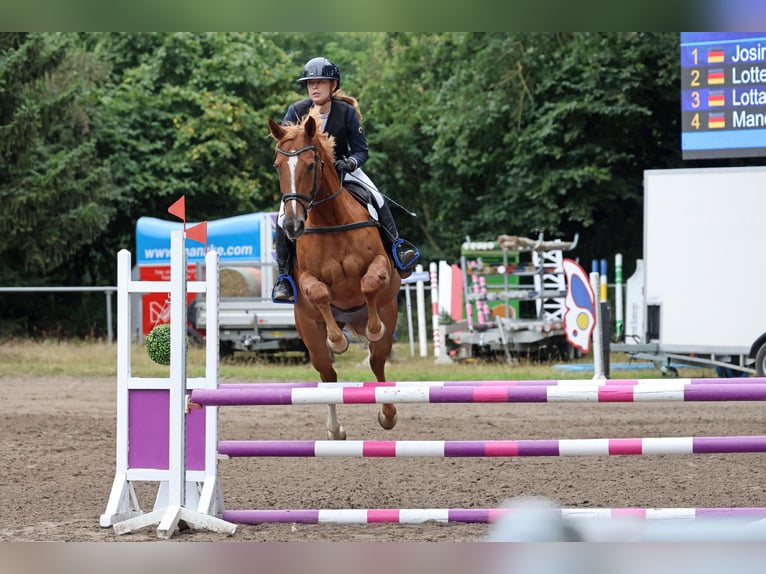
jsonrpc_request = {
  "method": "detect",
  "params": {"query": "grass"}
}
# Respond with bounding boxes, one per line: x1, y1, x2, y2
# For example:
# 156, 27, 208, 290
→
0, 338, 715, 381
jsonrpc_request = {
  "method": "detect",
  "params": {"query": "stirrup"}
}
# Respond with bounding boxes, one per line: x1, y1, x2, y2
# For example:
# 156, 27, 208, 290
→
271, 275, 297, 304
391, 238, 420, 272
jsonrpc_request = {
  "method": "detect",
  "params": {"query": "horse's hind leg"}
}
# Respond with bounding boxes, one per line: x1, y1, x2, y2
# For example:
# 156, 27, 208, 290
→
378, 403, 397, 430
372, 294, 400, 430
360, 256, 391, 342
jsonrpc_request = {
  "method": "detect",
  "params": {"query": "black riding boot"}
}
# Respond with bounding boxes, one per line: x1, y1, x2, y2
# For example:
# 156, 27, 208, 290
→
376, 200, 420, 278
271, 225, 296, 303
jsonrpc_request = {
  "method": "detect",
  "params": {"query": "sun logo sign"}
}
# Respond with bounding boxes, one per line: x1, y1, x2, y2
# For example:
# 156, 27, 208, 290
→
562, 258, 596, 353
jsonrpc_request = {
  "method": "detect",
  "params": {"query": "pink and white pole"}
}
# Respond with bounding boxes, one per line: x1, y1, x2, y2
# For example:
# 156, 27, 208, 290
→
429, 262, 440, 358
221, 507, 766, 526
217, 435, 766, 458
429, 261, 453, 363
414, 264, 428, 357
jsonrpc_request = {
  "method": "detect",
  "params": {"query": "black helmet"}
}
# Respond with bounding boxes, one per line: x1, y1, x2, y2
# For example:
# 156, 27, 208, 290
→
297, 57, 341, 89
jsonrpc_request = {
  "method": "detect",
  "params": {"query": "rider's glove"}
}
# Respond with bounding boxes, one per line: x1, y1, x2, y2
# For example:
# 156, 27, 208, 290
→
334, 157, 358, 173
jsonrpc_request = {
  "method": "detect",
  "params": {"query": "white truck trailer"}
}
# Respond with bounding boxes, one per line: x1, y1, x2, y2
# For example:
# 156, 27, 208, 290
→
615, 166, 766, 376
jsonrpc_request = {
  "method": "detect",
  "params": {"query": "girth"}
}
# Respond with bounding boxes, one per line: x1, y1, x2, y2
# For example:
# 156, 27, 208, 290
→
303, 182, 378, 235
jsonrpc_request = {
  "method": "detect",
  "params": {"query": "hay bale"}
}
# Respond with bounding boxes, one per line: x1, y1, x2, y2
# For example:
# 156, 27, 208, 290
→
219, 267, 262, 297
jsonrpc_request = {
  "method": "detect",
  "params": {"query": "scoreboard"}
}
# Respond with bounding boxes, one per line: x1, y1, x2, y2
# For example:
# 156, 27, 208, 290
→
681, 32, 766, 160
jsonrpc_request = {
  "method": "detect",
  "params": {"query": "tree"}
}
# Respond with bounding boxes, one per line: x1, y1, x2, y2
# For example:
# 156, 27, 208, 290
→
357, 33, 462, 261
89, 32, 297, 272
359, 33, 683, 266
498, 33, 683, 266
0, 32, 116, 285
0, 32, 702, 337
428, 33, 682, 265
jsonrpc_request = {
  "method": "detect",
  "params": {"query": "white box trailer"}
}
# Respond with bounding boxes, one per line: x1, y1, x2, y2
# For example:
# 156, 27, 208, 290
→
616, 166, 766, 376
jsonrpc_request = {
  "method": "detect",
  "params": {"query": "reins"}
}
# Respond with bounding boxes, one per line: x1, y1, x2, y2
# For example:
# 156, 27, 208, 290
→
276, 143, 376, 234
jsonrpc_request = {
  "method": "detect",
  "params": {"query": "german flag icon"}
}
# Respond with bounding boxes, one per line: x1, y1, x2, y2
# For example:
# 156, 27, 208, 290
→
707, 48, 725, 63
708, 68, 725, 85
708, 112, 725, 129
707, 90, 725, 107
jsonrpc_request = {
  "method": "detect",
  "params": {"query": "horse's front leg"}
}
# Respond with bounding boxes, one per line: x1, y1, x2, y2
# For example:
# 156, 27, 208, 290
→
360, 255, 391, 342
295, 313, 345, 440
299, 273, 349, 354
325, 404, 346, 440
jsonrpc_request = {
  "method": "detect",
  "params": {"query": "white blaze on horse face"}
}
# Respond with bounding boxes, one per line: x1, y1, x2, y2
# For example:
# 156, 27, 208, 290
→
286, 154, 300, 216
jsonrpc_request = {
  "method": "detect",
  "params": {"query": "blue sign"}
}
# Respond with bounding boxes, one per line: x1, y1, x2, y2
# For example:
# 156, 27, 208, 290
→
680, 32, 766, 159
136, 213, 270, 265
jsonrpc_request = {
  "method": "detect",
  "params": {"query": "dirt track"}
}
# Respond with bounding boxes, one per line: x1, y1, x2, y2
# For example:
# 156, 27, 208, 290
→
1, 374, 765, 542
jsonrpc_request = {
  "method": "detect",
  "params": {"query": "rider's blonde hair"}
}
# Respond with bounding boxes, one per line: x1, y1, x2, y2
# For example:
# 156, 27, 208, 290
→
333, 89, 362, 122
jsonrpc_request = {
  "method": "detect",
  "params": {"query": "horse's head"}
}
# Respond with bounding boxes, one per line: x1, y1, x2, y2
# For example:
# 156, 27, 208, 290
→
268, 113, 338, 241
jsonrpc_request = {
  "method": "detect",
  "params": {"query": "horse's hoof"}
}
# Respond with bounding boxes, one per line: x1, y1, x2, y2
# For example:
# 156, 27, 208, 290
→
366, 323, 386, 342
327, 334, 349, 354
327, 426, 346, 440
377, 410, 397, 430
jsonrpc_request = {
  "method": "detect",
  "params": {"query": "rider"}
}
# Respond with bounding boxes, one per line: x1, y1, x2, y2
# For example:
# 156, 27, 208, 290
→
271, 56, 420, 303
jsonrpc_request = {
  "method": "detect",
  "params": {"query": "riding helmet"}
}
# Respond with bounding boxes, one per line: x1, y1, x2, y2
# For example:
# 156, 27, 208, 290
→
297, 57, 341, 89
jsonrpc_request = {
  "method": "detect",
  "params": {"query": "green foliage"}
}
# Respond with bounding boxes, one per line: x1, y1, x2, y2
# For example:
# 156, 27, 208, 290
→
92, 32, 296, 268
350, 33, 685, 266
494, 33, 684, 264
1, 32, 714, 337
0, 33, 117, 283
145, 322, 172, 365
393, 32, 684, 265
358, 33, 458, 260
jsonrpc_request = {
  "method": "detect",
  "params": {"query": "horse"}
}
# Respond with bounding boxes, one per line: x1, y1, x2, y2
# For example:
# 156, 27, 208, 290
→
268, 112, 400, 440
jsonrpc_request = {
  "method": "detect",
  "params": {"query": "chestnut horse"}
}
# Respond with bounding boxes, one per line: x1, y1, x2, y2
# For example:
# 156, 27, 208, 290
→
268, 112, 400, 440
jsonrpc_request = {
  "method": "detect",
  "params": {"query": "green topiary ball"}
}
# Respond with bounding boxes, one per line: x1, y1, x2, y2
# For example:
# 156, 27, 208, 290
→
145, 323, 172, 365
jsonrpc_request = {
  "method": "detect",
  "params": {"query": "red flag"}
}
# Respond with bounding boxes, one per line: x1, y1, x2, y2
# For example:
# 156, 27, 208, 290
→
187, 221, 208, 247
168, 196, 186, 222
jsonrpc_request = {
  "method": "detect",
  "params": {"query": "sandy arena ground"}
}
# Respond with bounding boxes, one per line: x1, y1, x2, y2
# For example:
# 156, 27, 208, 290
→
1, 374, 766, 542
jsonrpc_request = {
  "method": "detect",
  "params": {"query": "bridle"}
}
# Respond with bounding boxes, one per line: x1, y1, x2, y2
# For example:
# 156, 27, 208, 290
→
276, 142, 377, 235
276, 144, 342, 214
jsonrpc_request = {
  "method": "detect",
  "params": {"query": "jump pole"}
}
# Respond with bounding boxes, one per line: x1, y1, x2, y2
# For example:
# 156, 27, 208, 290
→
102, 230, 235, 538
217, 435, 766, 457
215, 377, 766, 389
590, 271, 606, 379
615, 253, 624, 341
415, 264, 428, 357
190, 382, 766, 406
400, 266, 430, 358
222, 507, 766, 525
199, 371, 766, 534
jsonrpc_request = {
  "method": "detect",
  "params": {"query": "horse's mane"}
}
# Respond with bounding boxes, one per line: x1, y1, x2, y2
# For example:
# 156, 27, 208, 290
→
280, 107, 337, 162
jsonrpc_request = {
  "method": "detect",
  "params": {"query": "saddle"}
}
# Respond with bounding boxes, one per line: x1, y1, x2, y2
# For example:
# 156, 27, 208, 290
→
343, 181, 373, 209
343, 181, 381, 227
